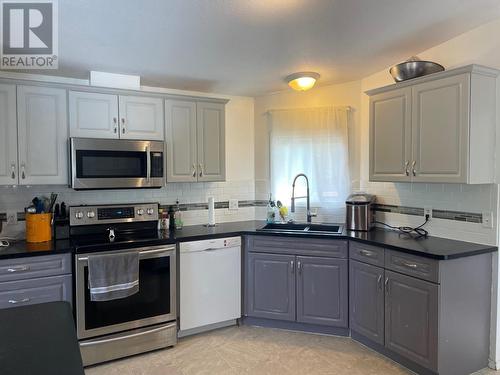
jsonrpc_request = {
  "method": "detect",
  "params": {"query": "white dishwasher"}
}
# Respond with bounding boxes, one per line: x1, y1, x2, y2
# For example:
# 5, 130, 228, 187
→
179, 236, 241, 337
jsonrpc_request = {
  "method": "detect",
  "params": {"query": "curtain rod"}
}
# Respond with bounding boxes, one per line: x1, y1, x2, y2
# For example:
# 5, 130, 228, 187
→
265, 105, 352, 115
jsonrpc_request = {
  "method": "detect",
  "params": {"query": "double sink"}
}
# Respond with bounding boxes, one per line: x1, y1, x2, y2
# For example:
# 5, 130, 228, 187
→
257, 222, 343, 235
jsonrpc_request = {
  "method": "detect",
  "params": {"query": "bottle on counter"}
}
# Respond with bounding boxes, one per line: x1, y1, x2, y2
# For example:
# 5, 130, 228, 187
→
175, 200, 183, 229
159, 208, 169, 231
168, 206, 175, 230
266, 194, 276, 223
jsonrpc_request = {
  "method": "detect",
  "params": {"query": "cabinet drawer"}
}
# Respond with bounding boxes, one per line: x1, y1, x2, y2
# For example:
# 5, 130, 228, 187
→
349, 242, 384, 267
0, 274, 72, 309
248, 236, 347, 258
0, 254, 71, 282
385, 250, 439, 283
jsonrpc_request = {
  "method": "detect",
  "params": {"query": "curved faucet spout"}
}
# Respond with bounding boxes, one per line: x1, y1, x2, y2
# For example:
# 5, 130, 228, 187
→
290, 173, 315, 223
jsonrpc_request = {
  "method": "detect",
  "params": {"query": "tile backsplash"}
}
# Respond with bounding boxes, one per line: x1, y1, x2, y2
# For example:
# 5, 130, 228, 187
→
0, 180, 257, 227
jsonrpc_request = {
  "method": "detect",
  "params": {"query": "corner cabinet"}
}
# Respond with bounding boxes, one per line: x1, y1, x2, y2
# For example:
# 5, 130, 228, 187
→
244, 236, 349, 331
69, 91, 164, 141
367, 64, 498, 183
165, 99, 227, 182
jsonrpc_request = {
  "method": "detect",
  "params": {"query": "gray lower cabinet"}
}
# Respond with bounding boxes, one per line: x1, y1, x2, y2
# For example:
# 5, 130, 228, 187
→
0, 254, 72, 310
385, 270, 438, 371
246, 252, 295, 321
349, 260, 384, 345
0, 274, 72, 309
296, 256, 347, 327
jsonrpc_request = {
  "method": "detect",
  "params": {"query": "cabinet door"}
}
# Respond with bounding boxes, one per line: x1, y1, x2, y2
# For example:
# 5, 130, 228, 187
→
411, 73, 469, 183
369, 87, 412, 182
349, 260, 384, 344
69, 91, 119, 139
246, 252, 295, 321
17, 86, 68, 185
119, 95, 164, 140
0, 274, 72, 310
196, 102, 225, 182
385, 270, 438, 371
0, 84, 18, 185
296, 256, 348, 327
165, 99, 197, 182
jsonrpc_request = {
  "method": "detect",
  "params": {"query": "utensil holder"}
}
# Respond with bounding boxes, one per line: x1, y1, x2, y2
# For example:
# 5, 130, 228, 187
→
26, 213, 52, 243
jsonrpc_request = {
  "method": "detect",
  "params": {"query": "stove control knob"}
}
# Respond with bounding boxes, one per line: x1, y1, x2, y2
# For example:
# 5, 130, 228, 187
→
75, 211, 84, 219
137, 208, 144, 216
147, 208, 154, 215
87, 211, 95, 219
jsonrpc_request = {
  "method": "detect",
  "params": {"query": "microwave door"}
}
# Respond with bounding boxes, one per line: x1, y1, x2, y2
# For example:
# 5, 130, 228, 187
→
70, 138, 164, 190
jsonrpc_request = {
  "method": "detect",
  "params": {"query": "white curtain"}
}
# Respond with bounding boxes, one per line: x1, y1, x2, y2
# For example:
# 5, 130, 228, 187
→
269, 106, 351, 211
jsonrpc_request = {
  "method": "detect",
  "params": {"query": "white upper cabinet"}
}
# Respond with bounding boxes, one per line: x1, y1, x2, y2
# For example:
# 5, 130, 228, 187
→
369, 87, 412, 182
118, 95, 164, 140
0, 84, 18, 185
69, 91, 119, 139
69, 91, 164, 140
367, 65, 498, 184
17, 85, 68, 185
197, 102, 225, 182
165, 99, 198, 182
165, 99, 227, 183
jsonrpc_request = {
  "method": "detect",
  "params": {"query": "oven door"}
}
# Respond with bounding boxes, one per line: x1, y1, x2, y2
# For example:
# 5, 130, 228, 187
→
75, 245, 176, 340
70, 138, 164, 190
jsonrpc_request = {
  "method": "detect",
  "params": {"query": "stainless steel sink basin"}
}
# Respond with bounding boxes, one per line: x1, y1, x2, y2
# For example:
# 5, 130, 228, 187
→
258, 223, 343, 235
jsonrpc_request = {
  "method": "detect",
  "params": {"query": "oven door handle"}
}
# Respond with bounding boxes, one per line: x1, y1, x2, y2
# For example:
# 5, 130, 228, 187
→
146, 145, 151, 183
77, 246, 175, 262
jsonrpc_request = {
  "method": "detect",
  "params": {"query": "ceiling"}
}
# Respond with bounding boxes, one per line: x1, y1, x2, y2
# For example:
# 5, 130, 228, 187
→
5, 0, 500, 96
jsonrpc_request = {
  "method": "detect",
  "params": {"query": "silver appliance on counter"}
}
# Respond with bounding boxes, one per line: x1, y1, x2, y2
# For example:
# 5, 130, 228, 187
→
345, 193, 375, 231
70, 203, 176, 366
70, 138, 165, 190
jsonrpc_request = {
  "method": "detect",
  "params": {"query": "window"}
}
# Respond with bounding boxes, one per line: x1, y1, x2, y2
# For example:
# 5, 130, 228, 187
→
269, 106, 351, 211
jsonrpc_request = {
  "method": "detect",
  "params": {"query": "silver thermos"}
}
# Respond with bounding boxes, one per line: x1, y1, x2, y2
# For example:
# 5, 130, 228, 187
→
345, 193, 375, 231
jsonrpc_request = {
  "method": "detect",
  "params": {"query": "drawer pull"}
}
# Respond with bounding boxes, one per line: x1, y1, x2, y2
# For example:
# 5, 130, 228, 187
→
6, 266, 30, 273
8, 298, 30, 304
401, 261, 419, 269
290, 260, 294, 273
377, 275, 382, 290
359, 249, 375, 258
385, 277, 389, 294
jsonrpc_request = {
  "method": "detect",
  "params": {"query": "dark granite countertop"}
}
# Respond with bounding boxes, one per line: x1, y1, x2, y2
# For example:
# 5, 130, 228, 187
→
0, 238, 72, 260
0, 301, 84, 375
0, 221, 496, 260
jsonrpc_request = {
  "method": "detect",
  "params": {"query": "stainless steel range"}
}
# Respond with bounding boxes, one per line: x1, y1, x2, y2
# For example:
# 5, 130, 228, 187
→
70, 203, 176, 366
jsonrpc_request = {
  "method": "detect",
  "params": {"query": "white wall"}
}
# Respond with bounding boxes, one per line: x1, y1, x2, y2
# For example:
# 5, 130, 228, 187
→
0, 73, 256, 228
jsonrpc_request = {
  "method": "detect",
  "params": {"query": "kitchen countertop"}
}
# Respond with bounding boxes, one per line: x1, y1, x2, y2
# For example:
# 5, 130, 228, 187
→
0, 301, 84, 375
0, 221, 496, 260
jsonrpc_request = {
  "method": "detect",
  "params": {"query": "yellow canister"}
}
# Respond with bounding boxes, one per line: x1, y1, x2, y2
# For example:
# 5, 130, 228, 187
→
26, 213, 52, 243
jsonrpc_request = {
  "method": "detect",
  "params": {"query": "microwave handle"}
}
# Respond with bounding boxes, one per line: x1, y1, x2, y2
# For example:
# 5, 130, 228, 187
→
146, 145, 151, 183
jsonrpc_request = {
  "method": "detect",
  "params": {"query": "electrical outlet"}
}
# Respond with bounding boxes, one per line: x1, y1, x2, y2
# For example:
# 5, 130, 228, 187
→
6, 210, 17, 225
424, 206, 432, 219
229, 199, 239, 210
482, 211, 493, 229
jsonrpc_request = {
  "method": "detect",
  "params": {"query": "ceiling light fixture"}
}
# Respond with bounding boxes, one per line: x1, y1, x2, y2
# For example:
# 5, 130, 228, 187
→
286, 72, 320, 91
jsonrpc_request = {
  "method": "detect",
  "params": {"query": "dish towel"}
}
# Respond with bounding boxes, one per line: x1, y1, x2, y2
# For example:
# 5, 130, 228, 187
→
88, 251, 140, 301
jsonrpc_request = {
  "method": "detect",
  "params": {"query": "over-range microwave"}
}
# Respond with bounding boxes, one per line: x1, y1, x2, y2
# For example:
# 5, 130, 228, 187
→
70, 138, 164, 190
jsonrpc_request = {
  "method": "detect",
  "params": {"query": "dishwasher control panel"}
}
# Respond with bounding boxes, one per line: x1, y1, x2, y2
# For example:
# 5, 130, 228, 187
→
179, 236, 241, 252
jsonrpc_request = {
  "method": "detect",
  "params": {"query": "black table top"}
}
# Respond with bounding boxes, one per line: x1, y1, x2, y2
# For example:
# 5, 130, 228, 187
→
0, 301, 84, 375
0, 221, 496, 260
